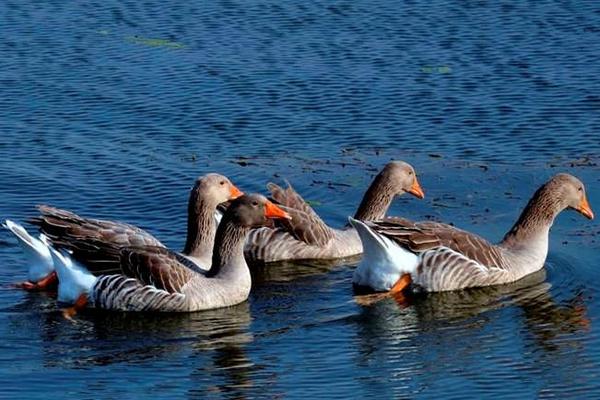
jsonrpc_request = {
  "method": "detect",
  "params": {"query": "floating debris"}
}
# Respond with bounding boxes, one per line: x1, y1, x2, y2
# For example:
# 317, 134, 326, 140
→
421, 65, 452, 74
94, 29, 186, 50
125, 35, 185, 49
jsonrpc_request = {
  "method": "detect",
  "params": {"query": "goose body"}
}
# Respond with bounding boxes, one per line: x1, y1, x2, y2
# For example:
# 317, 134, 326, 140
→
56, 194, 291, 312
245, 161, 424, 264
351, 174, 594, 293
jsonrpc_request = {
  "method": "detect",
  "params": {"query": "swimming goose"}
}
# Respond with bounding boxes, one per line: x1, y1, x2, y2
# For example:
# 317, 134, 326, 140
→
56, 194, 291, 313
244, 161, 424, 263
25, 173, 242, 288
350, 173, 594, 293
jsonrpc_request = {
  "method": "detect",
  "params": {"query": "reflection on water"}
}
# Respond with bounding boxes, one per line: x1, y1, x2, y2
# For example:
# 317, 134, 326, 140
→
352, 266, 594, 398
251, 256, 360, 284
42, 302, 252, 359
29, 302, 255, 398
2, 0, 600, 397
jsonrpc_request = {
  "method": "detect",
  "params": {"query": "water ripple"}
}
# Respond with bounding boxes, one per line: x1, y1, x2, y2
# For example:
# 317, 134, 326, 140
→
2, 0, 600, 398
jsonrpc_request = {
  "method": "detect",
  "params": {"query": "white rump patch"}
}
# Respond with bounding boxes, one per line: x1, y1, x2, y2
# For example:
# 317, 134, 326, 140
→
49, 247, 97, 304
349, 217, 419, 291
3, 219, 54, 282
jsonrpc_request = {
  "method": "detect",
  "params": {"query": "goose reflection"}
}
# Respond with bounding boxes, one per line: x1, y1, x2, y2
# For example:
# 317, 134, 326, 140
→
33, 301, 256, 396
355, 266, 590, 362
251, 256, 359, 284
410, 265, 589, 348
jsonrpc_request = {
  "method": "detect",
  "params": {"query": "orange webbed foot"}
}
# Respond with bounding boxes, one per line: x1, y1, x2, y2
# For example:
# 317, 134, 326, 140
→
389, 273, 412, 295
354, 274, 414, 306
61, 294, 88, 320
15, 271, 58, 291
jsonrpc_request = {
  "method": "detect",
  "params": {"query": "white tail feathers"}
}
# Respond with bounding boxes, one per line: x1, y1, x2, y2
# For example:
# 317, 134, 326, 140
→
48, 246, 96, 304
348, 217, 418, 291
3, 219, 54, 282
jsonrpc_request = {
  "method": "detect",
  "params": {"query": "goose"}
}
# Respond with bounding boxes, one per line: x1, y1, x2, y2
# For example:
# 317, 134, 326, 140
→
244, 161, 424, 264
21, 173, 242, 289
55, 194, 291, 313
350, 173, 594, 294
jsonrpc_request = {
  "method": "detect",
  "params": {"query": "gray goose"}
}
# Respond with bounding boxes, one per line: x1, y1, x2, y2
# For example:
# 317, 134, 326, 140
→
24, 173, 243, 289
350, 173, 594, 293
244, 161, 424, 264
54, 194, 291, 313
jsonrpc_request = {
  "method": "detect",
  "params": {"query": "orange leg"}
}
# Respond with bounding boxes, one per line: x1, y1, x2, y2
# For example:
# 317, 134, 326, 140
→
62, 294, 88, 320
389, 273, 412, 295
16, 271, 58, 291
354, 273, 414, 307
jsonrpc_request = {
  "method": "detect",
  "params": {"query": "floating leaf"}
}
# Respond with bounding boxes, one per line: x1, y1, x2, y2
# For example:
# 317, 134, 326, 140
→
125, 36, 185, 49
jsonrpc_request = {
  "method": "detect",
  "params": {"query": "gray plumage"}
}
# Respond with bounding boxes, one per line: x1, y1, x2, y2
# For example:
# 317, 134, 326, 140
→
354, 173, 593, 292
245, 161, 424, 263
31, 173, 242, 274
86, 194, 290, 312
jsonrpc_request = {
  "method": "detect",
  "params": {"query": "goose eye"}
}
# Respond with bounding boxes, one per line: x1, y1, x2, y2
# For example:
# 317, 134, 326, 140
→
578, 187, 583, 192
252, 201, 259, 206
220, 181, 225, 186
408, 171, 413, 176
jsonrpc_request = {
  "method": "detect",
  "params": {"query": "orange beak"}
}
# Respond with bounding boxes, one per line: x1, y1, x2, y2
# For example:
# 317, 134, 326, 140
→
577, 195, 594, 220
264, 201, 292, 220
229, 185, 244, 200
407, 177, 425, 199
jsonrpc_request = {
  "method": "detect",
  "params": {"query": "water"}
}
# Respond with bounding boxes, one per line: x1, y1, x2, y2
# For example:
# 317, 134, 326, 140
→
1, 0, 600, 398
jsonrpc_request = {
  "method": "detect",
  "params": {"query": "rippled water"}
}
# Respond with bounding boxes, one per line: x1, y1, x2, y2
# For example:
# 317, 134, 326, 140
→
1, 0, 600, 398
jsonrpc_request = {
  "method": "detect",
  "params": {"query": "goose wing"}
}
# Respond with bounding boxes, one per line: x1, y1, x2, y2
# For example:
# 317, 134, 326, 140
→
370, 220, 504, 269
267, 182, 334, 246
30, 205, 164, 274
118, 246, 200, 294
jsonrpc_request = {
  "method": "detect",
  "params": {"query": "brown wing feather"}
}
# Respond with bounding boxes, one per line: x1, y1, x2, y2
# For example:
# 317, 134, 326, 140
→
266, 182, 334, 246
30, 205, 164, 274
370, 219, 504, 269
119, 246, 197, 294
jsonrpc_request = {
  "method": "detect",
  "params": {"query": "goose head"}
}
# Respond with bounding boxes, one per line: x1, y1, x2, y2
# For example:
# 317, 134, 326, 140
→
551, 173, 594, 219
381, 161, 425, 199
227, 194, 291, 228
190, 173, 244, 207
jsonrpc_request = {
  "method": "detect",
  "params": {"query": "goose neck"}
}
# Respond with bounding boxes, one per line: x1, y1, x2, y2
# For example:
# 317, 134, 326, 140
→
183, 198, 217, 258
501, 185, 560, 249
206, 218, 250, 277
354, 174, 397, 221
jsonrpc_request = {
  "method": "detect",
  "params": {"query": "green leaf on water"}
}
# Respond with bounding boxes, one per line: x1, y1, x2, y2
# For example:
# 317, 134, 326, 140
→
125, 36, 185, 49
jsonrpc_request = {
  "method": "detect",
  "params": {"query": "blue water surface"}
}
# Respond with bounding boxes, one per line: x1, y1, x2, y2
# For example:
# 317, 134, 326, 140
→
1, 1, 600, 398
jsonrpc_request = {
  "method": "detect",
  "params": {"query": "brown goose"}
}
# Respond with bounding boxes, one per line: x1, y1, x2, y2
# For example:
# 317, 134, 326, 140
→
27, 173, 242, 289
54, 194, 291, 312
349, 173, 594, 293
244, 161, 424, 263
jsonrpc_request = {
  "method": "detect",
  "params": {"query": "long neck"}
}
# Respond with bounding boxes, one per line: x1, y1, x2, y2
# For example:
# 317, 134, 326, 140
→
354, 173, 397, 221
206, 217, 250, 277
501, 184, 561, 249
183, 197, 217, 258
